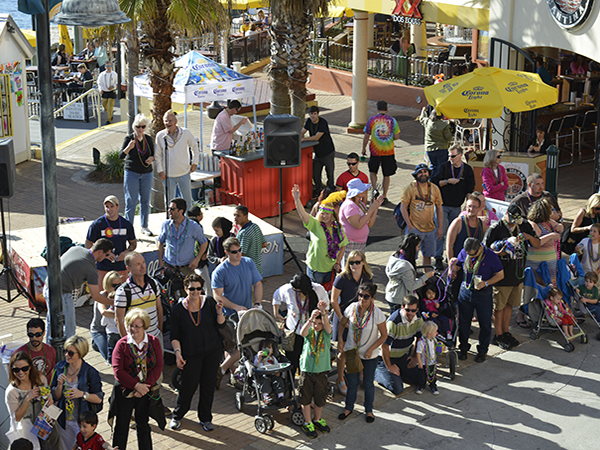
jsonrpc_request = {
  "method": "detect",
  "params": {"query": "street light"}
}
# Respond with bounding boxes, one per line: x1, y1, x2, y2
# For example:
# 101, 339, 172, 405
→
36, 0, 129, 360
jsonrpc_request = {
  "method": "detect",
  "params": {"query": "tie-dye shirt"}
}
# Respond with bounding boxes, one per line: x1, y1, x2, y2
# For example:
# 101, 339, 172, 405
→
364, 113, 400, 156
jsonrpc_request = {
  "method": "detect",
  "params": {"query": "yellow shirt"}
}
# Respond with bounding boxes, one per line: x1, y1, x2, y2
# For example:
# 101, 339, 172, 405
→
400, 181, 443, 233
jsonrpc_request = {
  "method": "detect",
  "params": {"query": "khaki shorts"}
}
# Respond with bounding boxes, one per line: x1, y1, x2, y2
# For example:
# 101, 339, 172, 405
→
299, 371, 328, 407
493, 284, 523, 311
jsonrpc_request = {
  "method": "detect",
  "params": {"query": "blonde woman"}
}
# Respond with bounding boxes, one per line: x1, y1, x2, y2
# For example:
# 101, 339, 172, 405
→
563, 193, 600, 254
481, 150, 509, 201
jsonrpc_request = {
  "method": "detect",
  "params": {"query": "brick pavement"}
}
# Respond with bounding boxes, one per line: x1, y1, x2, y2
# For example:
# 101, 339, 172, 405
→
0, 82, 594, 448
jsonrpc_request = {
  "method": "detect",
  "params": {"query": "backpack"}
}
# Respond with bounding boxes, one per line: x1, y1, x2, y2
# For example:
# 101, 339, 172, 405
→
393, 202, 407, 230
121, 277, 172, 335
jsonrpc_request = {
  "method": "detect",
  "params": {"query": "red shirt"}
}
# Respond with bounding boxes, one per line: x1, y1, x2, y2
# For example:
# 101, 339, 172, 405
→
336, 170, 369, 192
76, 432, 106, 450
16, 343, 56, 382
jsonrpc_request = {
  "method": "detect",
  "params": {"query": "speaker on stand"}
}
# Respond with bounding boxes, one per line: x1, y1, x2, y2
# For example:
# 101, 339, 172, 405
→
0, 139, 33, 305
263, 115, 303, 271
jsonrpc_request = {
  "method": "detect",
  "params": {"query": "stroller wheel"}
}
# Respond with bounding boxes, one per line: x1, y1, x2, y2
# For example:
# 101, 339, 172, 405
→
255, 416, 268, 434
448, 351, 457, 380
263, 414, 274, 431
529, 332, 538, 341
171, 368, 183, 391
235, 392, 244, 412
291, 409, 305, 427
581, 334, 588, 344
564, 343, 574, 353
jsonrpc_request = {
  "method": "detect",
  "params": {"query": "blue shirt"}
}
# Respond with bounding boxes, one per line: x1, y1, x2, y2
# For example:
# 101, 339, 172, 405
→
212, 257, 262, 315
86, 215, 136, 271
456, 246, 503, 285
158, 218, 207, 266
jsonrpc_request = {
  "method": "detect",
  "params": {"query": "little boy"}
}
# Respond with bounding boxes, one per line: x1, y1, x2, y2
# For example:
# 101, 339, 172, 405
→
576, 271, 600, 321
415, 321, 439, 396
299, 302, 332, 439
73, 411, 118, 450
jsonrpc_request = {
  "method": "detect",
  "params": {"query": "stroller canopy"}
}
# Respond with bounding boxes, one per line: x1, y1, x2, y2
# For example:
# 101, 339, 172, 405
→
236, 308, 281, 348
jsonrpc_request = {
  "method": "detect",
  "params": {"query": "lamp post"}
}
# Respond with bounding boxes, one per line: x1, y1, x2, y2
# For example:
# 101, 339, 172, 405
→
36, 0, 129, 360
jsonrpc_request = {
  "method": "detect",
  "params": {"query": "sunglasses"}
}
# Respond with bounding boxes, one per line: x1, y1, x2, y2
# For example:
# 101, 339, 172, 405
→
349, 260, 363, 265
27, 331, 44, 338
135, 125, 146, 129
347, 161, 358, 166
228, 249, 241, 254
168, 207, 177, 211
448, 154, 460, 158
64, 350, 78, 357
497, 155, 502, 158
187, 287, 202, 291
358, 293, 371, 300
404, 308, 418, 313
12, 365, 30, 374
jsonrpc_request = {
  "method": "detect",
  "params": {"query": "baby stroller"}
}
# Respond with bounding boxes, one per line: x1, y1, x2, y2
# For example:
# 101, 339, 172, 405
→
521, 266, 588, 352
233, 308, 303, 434
415, 267, 459, 380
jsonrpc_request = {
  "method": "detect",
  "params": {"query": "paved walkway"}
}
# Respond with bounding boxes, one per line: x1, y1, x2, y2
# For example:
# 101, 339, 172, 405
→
0, 81, 597, 449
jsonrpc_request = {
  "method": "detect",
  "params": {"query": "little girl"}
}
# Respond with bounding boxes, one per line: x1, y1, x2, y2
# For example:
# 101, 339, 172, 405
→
90, 271, 121, 364
99, 303, 120, 364
421, 287, 452, 340
545, 288, 575, 338
254, 340, 285, 404
415, 321, 439, 395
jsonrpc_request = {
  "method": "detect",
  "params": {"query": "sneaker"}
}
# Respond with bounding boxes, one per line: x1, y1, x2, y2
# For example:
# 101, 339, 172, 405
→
169, 418, 181, 430
496, 333, 513, 350
302, 422, 318, 438
415, 387, 425, 395
141, 227, 153, 236
200, 421, 214, 432
430, 386, 439, 395
492, 335, 501, 346
474, 353, 486, 363
215, 369, 224, 390
458, 349, 468, 360
505, 332, 520, 348
312, 419, 330, 433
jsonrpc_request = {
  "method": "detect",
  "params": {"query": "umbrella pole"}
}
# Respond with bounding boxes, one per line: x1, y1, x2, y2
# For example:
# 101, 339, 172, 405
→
252, 95, 257, 134
200, 102, 204, 154
184, 103, 188, 128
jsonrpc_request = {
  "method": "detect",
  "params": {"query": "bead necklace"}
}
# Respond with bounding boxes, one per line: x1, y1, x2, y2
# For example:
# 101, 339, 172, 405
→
186, 298, 201, 326
130, 278, 151, 302
310, 119, 319, 136
104, 214, 121, 238
308, 328, 325, 365
168, 218, 190, 256
588, 238, 600, 267
321, 220, 343, 260
166, 127, 182, 148
421, 336, 437, 383
416, 181, 431, 203
351, 301, 373, 347
295, 291, 309, 329
463, 246, 485, 290
451, 162, 464, 179
462, 216, 481, 239
128, 341, 149, 381
135, 136, 151, 168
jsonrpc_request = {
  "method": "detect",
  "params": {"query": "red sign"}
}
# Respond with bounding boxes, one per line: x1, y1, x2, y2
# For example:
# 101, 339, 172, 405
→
392, 0, 423, 19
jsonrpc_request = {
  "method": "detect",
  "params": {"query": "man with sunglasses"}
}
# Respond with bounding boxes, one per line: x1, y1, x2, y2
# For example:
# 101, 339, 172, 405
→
17, 318, 56, 381
302, 105, 336, 196
431, 144, 475, 271
210, 100, 249, 153
336, 152, 369, 192
484, 203, 540, 349
212, 237, 263, 387
450, 237, 504, 363
375, 295, 424, 395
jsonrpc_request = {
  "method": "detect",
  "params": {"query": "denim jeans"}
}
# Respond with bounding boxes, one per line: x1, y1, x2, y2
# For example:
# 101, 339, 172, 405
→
345, 357, 378, 414
164, 174, 193, 209
45, 284, 76, 340
458, 284, 494, 355
374, 355, 421, 395
91, 330, 109, 361
124, 170, 153, 228
306, 266, 332, 285
436, 205, 462, 259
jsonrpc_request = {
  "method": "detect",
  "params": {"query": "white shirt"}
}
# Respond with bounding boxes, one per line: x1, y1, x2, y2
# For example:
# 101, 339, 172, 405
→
272, 283, 329, 335
343, 303, 386, 359
155, 127, 200, 178
97, 70, 117, 92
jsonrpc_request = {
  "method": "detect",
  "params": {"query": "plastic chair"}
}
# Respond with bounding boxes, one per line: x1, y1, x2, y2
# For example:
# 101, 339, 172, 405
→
454, 118, 483, 151
557, 114, 578, 167
577, 110, 598, 164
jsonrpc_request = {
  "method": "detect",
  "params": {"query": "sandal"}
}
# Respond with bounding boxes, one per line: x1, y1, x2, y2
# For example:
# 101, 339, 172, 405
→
337, 380, 347, 396
516, 320, 530, 328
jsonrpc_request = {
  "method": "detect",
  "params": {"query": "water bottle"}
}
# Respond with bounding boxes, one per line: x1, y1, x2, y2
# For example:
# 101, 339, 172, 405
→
261, 349, 269, 358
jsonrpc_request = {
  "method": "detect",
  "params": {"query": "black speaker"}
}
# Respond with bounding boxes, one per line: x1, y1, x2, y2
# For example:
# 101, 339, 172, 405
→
263, 114, 302, 168
0, 139, 15, 199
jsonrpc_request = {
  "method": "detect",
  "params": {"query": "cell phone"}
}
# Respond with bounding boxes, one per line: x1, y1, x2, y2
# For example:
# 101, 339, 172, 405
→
372, 189, 380, 200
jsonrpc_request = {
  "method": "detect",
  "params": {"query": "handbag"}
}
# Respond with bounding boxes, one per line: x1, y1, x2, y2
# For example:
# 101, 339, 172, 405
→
281, 320, 298, 352
5, 415, 41, 450
344, 348, 364, 374
219, 316, 236, 353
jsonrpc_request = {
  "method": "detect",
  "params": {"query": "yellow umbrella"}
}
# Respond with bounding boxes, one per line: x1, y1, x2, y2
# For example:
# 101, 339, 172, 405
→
219, 0, 268, 9
58, 25, 74, 56
318, 6, 354, 18
424, 66, 558, 119
21, 29, 36, 48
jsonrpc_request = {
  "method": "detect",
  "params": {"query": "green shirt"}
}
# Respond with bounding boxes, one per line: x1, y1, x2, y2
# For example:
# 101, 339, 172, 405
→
237, 221, 266, 275
305, 215, 348, 273
300, 328, 332, 374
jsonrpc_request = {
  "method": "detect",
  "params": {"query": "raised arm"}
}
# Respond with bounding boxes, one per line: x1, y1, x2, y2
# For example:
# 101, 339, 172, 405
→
292, 184, 310, 225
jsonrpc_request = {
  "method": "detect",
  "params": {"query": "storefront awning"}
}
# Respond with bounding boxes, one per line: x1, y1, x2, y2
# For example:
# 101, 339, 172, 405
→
345, 0, 489, 31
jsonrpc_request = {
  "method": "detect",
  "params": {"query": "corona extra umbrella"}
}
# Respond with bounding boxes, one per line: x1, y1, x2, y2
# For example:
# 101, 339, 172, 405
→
424, 66, 558, 119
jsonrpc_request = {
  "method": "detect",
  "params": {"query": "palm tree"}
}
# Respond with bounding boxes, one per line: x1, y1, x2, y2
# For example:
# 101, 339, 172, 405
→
269, 0, 328, 119
119, 0, 228, 135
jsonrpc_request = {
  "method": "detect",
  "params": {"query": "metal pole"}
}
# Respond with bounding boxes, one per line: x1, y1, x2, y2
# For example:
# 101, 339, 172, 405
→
36, 0, 65, 360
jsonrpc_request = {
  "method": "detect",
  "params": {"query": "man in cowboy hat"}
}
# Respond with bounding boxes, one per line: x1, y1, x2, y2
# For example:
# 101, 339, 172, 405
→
400, 163, 443, 267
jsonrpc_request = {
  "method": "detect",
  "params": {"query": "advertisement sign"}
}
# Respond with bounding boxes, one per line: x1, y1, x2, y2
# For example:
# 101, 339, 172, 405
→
502, 161, 529, 200
391, 0, 423, 25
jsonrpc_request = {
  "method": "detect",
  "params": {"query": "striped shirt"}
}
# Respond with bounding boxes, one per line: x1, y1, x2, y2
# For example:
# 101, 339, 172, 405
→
114, 276, 160, 337
237, 221, 266, 274
385, 309, 423, 358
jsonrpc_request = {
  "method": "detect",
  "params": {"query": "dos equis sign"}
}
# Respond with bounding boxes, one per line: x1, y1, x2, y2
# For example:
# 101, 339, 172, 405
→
392, 0, 423, 25
547, 0, 594, 29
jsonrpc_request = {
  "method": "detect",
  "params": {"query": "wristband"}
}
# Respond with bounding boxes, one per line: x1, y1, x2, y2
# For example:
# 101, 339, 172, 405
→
174, 349, 181, 353
83, 392, 88, 400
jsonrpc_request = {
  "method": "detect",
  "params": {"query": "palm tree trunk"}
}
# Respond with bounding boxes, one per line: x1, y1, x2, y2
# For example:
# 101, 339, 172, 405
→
287, 15, 310, 119
268, 7, 291, 115
125, 21, 139, 132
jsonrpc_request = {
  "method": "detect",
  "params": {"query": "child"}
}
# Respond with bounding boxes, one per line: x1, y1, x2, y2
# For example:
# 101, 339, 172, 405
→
421, 287, 452, 341
254, 339, 286, 405
99, 304, 120, 364
91, 271, 120, 364
73, 411, 117, 450
416, 321, 439, 395
575, 272, 600, 321
545, 288, 575, 338
299, 302, 332, 439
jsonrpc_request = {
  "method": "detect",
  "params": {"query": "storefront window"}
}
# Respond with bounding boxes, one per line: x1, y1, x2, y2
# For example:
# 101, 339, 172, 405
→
477, 30, 489, 62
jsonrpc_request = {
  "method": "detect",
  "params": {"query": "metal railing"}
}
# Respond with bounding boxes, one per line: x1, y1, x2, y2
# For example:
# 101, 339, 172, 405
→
309, 37, 453, 87
231, 30, 270, 67
30, 88, 103, 128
